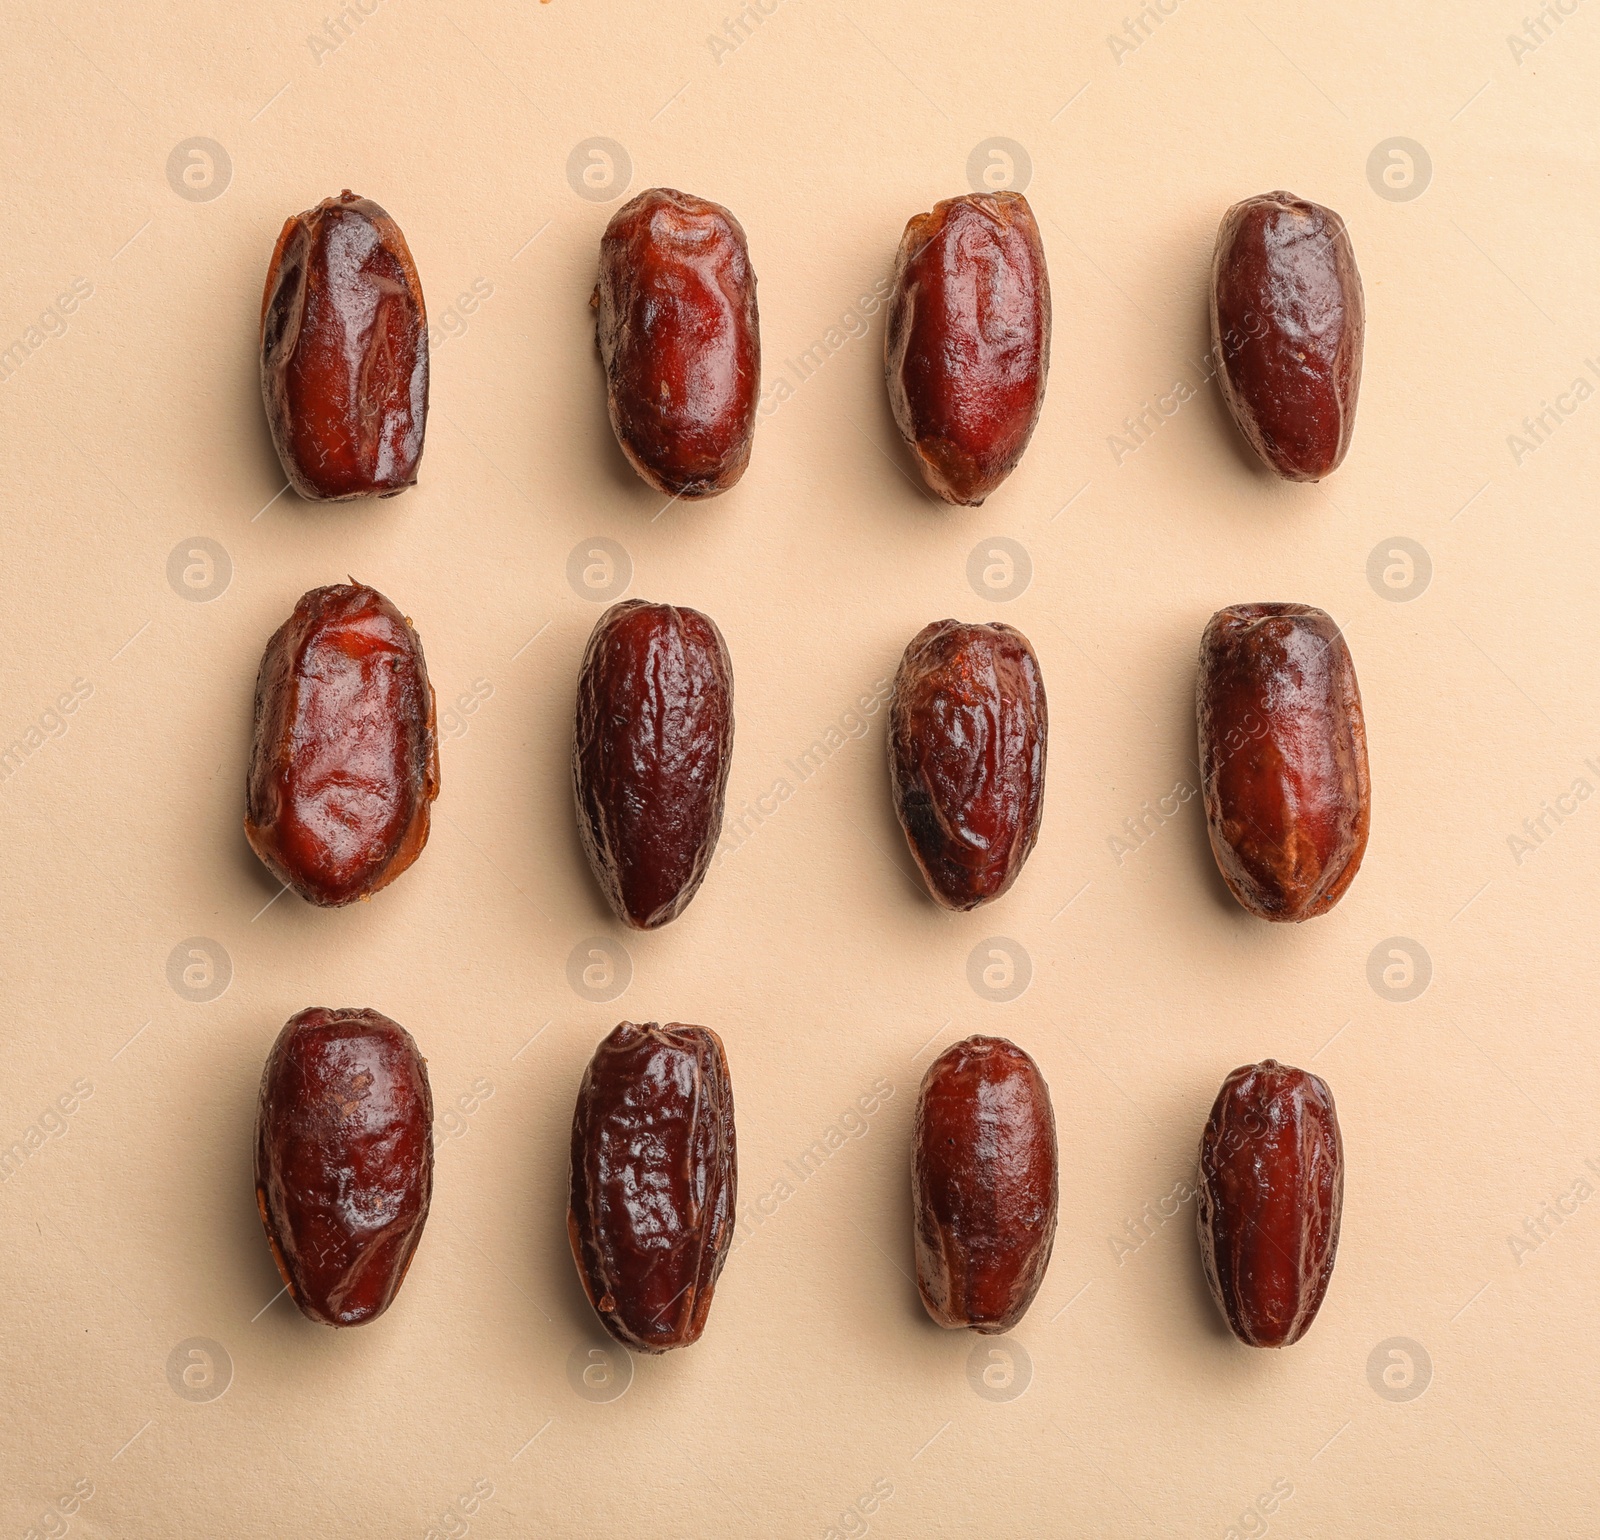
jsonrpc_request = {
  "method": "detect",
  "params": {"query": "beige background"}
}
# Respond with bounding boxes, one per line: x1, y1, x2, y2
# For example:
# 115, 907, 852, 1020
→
3, 0, 1596, 1534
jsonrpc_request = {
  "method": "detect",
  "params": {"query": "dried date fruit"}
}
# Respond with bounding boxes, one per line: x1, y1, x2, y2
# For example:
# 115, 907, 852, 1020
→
1197, 1059, 1343, 1348
246, 583, 439, 907
592, 188, 760, 498
913, 1036, 1058, 1333
568, 1022, 737, 1353
1197, 603, 1369, 921
573, 600, 733, 929
1210, 192, 1364, 482
254, 1007, 434, 1328
885, 192, 1051, 505
888, 620, 1047, 910
260, 191, 429, 501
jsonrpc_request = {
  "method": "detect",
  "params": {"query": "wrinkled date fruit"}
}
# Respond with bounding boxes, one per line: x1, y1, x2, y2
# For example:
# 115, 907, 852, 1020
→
568, 1023, 737, 1353
246, 583, 439, 907
1197, 603, 1369, 921
1197, 1059, 1343, 1348
889, 620, 1047, 910
1210, 191, 1364, 482
254, 1007, 434, 1327
592, 188, 760, 498
885, 192, 1051, 505
913, 1036, 1058, 1333
261, 191, 429, 500
573, 600, 733, 929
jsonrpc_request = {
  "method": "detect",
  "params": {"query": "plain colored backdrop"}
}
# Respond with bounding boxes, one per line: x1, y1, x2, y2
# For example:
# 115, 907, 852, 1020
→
2, 0, 1596, 1534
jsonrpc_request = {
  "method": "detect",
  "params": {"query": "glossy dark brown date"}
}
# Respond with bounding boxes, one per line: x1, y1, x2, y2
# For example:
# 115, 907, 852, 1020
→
246, 583, 439, 907
568, 1022, 737, 1353
1197, 1059, 1343, 1348
1210, 191, 1364, 482
573, 600, 733, 929
260, 191, 429, 500
888, 620, 1047, 910
592, 187, 760, 498
885, 192, 1051, 505
1197, 603, 1369, 922
913, 1036, 1058, 1333
254, 1007, 434, 1328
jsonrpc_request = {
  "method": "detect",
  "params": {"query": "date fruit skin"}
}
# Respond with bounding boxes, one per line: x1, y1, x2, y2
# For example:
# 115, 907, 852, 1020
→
254, 1007, 434, 1328
1197, 603, 1369, 922
1210, 191, 1364, 482
568, 1022, 737, 1353
913, 1036, 1058, 1333
246, 583, 440, 907
573, 600, 734, 929
885, 192, 1051, 506
889, 620, 1047, 910
592, 188, 760, 498
260, 191, 429, 500
1197, 1059, 1343, 1348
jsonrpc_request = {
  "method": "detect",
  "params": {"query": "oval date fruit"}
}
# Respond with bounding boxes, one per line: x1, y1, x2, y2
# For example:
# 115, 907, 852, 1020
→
913, 1036, 1058, 1333
592, 188, 760, 498
246, 583, 439, 907
888, 620, 1047, 910
885, 192, 1051, 505
1197, 603, 1369, 921
254, 1007, 434, 1328
568, 1022, 737, 1353
260, 191, 429, 500
1197, 1059, 1343, 1348
1210, 191, 1364, 482
573, 600, 733, 929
